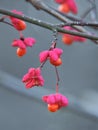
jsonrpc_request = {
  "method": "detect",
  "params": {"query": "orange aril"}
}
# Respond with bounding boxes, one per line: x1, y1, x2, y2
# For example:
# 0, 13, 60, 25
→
58, 3, 70, 13
16, 48, 26, 57
14, 20, 26, 31
62, 34, 73, 45
50, 58, 62, 66
48, 104, 59, 112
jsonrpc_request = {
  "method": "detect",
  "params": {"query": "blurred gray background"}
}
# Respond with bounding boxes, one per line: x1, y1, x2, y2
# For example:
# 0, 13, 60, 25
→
0, 0, 98, 130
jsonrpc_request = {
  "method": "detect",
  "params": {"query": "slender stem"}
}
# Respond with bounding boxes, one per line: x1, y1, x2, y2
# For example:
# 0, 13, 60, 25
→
89, 0, 97, 22
40, 38, 57, 69
40, 60, 47, 68
0, 16, 13, 27
56, 83, 59, 93
55, 67, 60, 93
81, 5, 95, 19
1, 20, 13, 27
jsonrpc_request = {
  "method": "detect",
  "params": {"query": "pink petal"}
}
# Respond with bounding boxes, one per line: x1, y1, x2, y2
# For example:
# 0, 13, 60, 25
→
42, 93, 69, 109
9, 10, 23, 21
63, 26, 72, 30
11, 18, 20, 24
55, 93, 62, 102
22, 67, 44, 88
22, 68, 35, 83
54, 0, 66, 4
39, 50, 49, 63
67, 0, 78, 14
25, 79, 35, 89
42, 96, 49, 102
12, 10, 23, 15
11, 19, 26, 31
64, 26, 86, 42
24, 37, 36, 47
28, 68, 35, 77
12, 39, 26, 49
39, 76, 44, 86
35, 68, 41, 76
61, 95, 69, 106
49, 50, 58, 61
74, 36, 86, 42
22, 74, 29, 82
47, 95, 56, 104
53, 48, 63, 57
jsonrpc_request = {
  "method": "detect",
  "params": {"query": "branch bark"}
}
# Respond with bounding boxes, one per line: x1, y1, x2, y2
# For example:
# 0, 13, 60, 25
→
0, 9, 98, 41
25, 0, 98, 44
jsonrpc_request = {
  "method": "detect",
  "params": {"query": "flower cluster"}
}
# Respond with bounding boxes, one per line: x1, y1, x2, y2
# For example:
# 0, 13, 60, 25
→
54, 0, 78, 14
2, 9, 70, 112
0, 0, 91, 113
9, 10, 26, 31
22, 67, 44, 89
39, 48, 63, 66
62, 26, 86, 45
12, 37, 36, 49
8, 10, 36, 57
42, 93, 68, 112
12, 37, 36, 57
6, 9, 69, 112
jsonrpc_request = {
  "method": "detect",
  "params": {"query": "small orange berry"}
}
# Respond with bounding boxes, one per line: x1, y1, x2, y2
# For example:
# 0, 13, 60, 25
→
16, 48, 26, 57
62, 35, 73, 45
48, 104, 59, 112
58, 3, 70, 13
15, 20, 26, 31
50, 58, 62, 66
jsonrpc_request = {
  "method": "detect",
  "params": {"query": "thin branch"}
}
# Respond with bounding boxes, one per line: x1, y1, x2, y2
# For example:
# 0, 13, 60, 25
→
0, 9, 98, 41
52, 8, 81, 22
89, 0, 97, 22
26, 0, 88, 32
26, 0, 98, 44
0, 16, 14, 27
57, 21, 98, 27
81, 5, 95, 19
1, 20, 13, 27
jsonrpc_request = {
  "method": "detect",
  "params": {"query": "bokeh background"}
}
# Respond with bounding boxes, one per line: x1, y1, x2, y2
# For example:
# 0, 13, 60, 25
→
0, 0, 98, 130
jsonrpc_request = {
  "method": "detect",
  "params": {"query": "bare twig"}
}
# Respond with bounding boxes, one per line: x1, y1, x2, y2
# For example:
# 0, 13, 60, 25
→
88, 0, 97, 22
81, 5, 95, 19
0, 9, 98, 41
26, 0, 98, 44
56, 21, 98, 27
26, 0, 87, 32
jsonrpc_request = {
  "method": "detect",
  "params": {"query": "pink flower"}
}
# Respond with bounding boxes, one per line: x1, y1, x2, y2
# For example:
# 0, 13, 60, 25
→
54, 0, 66, 4
39, 50, 49, 63
9, 10, 23, 21
9, 10, 26, 31
22, 67, 44, 89
12, 37, 36, 49
66, 0, 78, 14
42, 93, 68, 111
62, 26, 86, 45
24, 37, 36, 47
12, 39, 26, 49
57, 0, 78, 14
39, 48, 63, 63
73, 36, 86, 42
